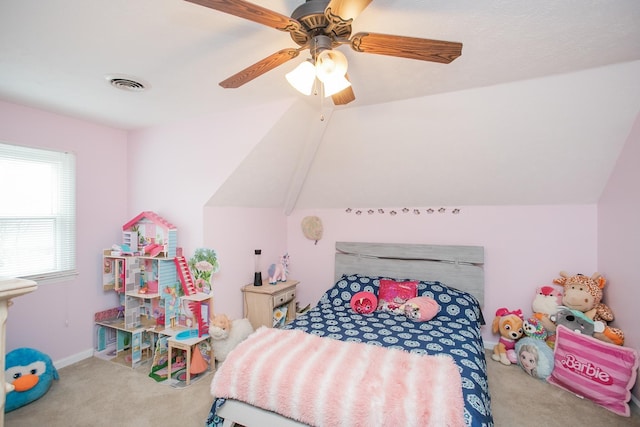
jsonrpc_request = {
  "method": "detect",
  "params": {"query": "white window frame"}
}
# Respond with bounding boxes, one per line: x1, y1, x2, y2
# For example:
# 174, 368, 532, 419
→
0, 142, 77, 282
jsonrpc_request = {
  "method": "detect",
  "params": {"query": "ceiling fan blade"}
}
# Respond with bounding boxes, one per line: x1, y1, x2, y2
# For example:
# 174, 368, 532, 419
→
325, 0, 372, 24
331, 86, 355, 105
350, 32, 463, 64
331, 74, 355, 105
219, 48, 300, 88
185, 0, 303, 34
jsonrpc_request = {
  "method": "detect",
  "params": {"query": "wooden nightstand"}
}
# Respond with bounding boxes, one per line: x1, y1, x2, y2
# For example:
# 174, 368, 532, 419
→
242, 280, 299, 330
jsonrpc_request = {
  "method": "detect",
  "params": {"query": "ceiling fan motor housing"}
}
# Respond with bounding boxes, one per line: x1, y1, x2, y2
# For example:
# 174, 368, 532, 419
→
290, 0, 352, 49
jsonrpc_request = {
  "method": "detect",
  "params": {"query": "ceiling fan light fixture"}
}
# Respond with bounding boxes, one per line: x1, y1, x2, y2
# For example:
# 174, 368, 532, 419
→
315, 49, 348, 83
322, 74, 351, 97
285, 59, 316, 95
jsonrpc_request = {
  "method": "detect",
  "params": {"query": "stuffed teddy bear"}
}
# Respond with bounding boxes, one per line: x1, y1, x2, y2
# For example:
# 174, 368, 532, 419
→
209, 314, 254, 363
491, 307, 524, 365
553, 271, 624, 345
399, 296, 439, 321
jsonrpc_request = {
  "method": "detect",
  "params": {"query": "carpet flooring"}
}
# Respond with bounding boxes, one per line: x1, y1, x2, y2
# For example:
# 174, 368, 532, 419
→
4, 350, 639, 426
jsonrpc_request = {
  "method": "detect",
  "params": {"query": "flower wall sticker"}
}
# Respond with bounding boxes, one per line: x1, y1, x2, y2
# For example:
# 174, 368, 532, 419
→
189, 248, 220, 293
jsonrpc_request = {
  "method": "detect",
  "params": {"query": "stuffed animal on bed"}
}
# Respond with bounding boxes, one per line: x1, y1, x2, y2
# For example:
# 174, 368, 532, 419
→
399, 296, 439, 321
209, 314, 254, 363
350, 291, 378, 314
553, 271, 624, 345
4, 348, 59, 412
491, 307, 524, 365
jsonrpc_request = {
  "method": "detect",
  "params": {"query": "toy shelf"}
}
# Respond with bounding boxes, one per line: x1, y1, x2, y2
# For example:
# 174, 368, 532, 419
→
125, 291, 161, 298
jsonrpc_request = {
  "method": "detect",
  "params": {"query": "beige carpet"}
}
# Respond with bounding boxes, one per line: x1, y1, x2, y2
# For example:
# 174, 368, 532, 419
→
4, 356, 215, 427
4, 350, 640, 426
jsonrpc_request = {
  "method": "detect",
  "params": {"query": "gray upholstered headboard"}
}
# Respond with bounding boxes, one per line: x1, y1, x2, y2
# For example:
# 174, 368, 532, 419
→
334, 242, 485, 306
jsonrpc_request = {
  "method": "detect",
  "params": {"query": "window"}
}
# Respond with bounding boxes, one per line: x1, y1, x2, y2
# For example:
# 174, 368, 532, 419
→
0, 142, 76, 282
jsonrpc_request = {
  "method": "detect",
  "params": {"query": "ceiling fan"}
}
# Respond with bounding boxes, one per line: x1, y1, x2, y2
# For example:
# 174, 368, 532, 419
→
186, 0, 463, 105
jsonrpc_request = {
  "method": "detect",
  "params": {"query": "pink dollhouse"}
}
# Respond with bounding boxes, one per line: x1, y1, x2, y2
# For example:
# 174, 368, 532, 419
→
122, 211, 178, 258
95, 211, 214, 376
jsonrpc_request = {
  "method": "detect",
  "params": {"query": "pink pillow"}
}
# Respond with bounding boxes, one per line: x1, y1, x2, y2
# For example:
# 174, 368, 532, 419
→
377, 279, 418, 314
401, 296, 439, 321
547, 325, 639, 416
350, 291, 377, 314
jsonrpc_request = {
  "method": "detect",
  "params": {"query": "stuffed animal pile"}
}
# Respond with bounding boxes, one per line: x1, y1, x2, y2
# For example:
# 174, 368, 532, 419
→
496, 271, 626, 382
519, 271, 625, 348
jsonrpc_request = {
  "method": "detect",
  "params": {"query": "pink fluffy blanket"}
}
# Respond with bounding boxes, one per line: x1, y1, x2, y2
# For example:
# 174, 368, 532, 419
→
211, 327, 464, 427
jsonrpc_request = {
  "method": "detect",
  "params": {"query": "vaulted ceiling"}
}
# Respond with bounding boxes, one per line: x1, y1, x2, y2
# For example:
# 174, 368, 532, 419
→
2, 1, 640, 209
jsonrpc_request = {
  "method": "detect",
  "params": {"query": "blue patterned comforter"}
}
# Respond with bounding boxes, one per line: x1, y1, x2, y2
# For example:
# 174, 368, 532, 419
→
207, 274, 493, 427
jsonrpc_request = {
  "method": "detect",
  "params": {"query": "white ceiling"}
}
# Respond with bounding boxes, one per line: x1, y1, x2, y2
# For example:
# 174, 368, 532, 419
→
1, 0, 639, 130
2, 0, 640, 209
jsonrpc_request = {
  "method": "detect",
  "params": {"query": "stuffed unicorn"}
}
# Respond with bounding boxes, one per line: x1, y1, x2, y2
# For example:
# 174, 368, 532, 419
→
268, 253, 289, 284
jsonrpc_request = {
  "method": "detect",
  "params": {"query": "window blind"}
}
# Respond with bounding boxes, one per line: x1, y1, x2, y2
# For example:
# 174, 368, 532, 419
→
0, 142, 77, 282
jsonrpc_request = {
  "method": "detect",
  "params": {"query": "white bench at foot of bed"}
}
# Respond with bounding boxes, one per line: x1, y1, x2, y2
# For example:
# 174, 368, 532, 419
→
218, 399, 307, 427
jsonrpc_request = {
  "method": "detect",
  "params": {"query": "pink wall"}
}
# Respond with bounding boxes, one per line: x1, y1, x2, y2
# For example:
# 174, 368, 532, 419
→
1, 101, 128, 365
203, 207, 288, 319
598, 111, 640, 400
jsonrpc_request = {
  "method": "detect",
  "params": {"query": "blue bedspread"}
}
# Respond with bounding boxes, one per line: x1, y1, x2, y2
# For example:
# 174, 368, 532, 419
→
207, 274, 493, 427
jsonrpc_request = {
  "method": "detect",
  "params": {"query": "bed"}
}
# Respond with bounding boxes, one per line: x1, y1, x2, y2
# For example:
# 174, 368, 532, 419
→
206, 242, 493, 427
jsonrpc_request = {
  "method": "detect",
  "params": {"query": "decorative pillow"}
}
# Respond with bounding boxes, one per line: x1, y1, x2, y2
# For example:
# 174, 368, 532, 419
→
350, 291, 378, 314
377, 279, 418, 314
400, 296, 439, 321
547, 325, 639, 416
515, 337, 554, 380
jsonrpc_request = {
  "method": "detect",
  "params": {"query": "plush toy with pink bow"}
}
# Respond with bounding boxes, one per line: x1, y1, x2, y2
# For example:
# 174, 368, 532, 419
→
491, 307, 525, 365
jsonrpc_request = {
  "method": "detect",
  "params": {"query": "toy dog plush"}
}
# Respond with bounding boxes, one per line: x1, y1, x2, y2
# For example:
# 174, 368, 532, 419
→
491, 308, 524, 365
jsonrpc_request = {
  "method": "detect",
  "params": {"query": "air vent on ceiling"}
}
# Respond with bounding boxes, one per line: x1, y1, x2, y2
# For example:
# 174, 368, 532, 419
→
105, 74, 149, 92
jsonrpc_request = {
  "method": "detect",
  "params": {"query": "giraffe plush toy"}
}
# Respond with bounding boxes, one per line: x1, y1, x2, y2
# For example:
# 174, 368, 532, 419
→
553, 271, 624, 345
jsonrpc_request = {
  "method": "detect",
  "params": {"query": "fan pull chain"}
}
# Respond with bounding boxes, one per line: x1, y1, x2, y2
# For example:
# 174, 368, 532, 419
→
319, 80, 325, 121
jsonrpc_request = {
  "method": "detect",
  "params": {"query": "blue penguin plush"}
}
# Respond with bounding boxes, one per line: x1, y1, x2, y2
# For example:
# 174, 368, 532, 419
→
4, 348, 59, 412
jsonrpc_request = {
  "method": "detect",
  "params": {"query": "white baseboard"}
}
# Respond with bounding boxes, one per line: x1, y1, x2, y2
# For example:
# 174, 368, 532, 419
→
484, 339, 497, 350
631, 394, 640, 410
53, 348, 93, 370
